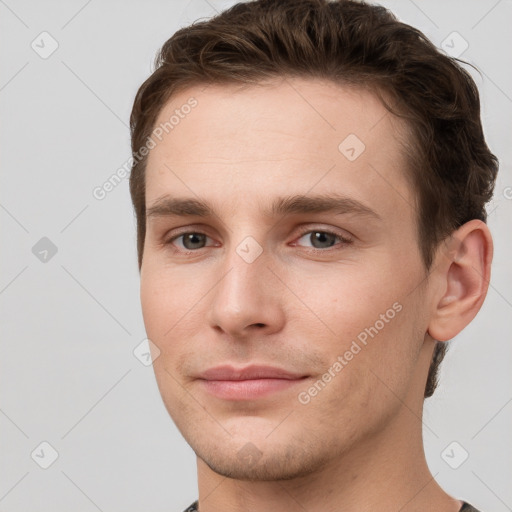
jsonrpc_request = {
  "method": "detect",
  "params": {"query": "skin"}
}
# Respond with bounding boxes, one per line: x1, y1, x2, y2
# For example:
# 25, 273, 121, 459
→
140, 77, 493, 511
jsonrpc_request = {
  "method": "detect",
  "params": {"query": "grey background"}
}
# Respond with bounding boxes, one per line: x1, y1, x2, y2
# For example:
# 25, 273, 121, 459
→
1, 0, 511, 510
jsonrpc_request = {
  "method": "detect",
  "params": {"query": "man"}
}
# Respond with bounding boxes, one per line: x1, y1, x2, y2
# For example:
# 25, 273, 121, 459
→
129, 0, 498, 510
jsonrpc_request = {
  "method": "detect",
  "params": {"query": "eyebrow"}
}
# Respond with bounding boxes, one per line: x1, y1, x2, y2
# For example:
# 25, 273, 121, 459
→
146, 193, 381, 222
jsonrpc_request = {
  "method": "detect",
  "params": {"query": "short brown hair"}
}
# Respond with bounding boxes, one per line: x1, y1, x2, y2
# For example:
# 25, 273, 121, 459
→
129, 0, 498, 397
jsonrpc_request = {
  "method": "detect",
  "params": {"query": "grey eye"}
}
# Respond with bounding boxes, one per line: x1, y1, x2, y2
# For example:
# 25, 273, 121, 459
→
298, 231, 339, 249
179, 233, 207, 250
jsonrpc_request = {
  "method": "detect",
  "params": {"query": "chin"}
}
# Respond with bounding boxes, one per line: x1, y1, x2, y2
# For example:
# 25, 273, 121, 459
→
193, 435, 330, 482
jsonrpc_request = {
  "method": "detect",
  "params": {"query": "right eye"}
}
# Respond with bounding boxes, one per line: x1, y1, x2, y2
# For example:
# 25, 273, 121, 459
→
166, 232, 215, 252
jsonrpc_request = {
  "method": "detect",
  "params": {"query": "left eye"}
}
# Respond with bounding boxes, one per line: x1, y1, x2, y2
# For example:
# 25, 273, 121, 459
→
295, 230, 352, 250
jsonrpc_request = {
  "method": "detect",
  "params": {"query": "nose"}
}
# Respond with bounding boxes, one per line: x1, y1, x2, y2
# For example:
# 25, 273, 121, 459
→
206, 239, 285, 339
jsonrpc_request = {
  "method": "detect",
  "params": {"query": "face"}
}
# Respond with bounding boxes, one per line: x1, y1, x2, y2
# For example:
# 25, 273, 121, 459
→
140, 77, 435, 481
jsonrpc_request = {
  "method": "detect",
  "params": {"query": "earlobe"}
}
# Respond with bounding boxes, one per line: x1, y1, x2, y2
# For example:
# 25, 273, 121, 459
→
427, 220, 493, 342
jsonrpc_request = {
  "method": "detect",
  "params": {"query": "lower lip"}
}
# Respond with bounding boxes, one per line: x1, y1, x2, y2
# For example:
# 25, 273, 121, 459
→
199, 378, 307, 400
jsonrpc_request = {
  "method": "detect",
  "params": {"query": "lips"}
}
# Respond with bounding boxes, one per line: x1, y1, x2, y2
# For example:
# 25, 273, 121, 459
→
196, 365, 309, 400
198, 365, 306, 381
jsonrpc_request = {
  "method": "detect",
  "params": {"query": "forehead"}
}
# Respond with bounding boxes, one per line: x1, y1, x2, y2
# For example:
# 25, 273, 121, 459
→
145, 77, 415, 224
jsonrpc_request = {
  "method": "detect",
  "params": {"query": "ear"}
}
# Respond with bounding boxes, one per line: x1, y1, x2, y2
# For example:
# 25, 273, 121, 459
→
427, 219, 493, 342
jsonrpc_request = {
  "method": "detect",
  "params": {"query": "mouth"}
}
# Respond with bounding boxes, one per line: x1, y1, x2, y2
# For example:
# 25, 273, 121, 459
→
196, 365, 309, 400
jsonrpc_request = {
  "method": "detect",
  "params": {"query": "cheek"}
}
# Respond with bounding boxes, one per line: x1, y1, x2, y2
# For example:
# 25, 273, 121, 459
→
140, 273, 168, 339
140, 266, 193, 343
296, 262, 422, 392
340, 299, 425, 412
140, 268, 195, 412
140, 263, 214, 381
289, 264, 395, 342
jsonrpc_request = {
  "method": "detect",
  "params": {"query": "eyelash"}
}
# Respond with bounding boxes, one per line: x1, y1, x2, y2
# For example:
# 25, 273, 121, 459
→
294, 226, 354, 249
164, 226, 353, 254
